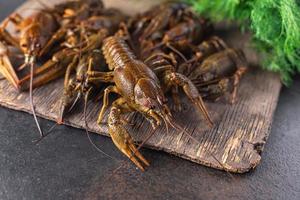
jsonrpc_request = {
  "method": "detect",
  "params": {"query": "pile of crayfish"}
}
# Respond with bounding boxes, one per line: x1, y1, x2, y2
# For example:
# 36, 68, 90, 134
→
0, 0, 247, 171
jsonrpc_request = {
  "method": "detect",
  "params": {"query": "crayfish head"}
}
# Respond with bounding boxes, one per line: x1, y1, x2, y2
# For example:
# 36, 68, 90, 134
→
134, 78, 167, 112
20, 26, 48, 63
58, 78, 80, 124
134, 79, 187, 135
134, 78, 174, 131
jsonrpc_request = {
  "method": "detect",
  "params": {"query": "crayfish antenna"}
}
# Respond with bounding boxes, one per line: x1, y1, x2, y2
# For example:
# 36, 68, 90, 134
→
164, 114, 206, 147
57, 104, 65, 125
33, 123, 58, 145
83, 90, 119, 161
28, 59, 44, 139
35, 93, 81, 144
164, 114, 236, 179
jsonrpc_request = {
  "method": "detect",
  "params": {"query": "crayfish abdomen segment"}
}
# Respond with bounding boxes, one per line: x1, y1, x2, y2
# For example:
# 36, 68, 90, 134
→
102, 36, 136, 70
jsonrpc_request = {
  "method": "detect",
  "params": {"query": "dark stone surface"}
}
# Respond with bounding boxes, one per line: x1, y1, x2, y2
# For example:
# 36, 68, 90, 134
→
0, 1, 299, 200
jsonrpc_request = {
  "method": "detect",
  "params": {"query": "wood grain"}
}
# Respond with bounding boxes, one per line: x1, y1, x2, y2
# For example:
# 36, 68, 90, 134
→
0, 0, 282, 173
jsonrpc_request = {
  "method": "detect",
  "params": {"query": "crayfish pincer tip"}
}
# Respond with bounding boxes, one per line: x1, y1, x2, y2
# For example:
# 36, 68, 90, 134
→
126, 149, 149, 171
137, 165, 145, 172
127, 154, 145, 171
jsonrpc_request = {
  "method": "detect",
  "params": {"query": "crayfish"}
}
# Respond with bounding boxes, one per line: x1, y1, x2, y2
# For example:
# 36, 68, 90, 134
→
90, 35, 200, 170
0, 6, 61, 137
128, 3, 247, 106
179, 36, 248, 103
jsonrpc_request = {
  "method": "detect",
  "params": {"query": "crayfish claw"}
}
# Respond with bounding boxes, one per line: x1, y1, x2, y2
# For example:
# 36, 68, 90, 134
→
168, 72, 214, 127
108, 106, 149, 171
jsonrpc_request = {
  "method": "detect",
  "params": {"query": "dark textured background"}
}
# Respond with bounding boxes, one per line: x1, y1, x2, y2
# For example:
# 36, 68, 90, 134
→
0, 1, 299, 200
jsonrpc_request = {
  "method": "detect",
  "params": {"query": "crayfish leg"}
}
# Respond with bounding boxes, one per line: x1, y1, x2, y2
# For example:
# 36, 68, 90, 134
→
97, 85, 119, 125
0, 42, 20, 89
5, 13, 23, 27
0, 18, 20, 48
39, 27, 67, 57
87, 71, 114, 83
18, 50, 73, 90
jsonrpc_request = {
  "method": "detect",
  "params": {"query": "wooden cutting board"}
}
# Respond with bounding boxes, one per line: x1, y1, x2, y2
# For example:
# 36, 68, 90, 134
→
0, 0, 282, 173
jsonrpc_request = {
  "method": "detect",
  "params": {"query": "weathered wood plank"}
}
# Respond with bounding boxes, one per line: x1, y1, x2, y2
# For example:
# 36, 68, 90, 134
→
0, 0, 282, 173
